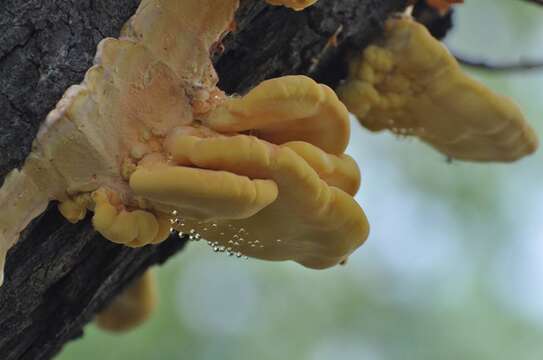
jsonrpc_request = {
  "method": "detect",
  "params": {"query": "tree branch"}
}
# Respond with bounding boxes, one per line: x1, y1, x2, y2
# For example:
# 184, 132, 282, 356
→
522, 0, 543, 6
0, 1, 406, 359
454, 53, 543, 72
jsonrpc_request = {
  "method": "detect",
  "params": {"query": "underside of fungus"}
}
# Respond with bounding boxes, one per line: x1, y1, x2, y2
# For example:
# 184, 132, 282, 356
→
0, 0, 368, 286
337, 16, 538, 162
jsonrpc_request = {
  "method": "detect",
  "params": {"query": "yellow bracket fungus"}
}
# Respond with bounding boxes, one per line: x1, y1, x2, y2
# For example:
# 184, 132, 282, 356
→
96, 270, 157, 332
426, 0, 464, 13
337, 16, 538, 162
265, 0, 318, 11
0, 0, 367, 289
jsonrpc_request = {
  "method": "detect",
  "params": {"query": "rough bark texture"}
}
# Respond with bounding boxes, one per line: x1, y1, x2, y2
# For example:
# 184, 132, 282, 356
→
0, 1, 408, 359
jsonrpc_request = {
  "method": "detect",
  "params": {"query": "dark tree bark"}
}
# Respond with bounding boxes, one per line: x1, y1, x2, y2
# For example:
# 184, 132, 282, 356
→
0, 1, 408, 359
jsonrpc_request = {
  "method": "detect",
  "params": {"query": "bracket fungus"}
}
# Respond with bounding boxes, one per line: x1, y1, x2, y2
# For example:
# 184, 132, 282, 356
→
265, 0, 318, 11
96, 270, 157, 332
337, 16, 538, 162
426, 0, 464, 13
0, 0, 368, 291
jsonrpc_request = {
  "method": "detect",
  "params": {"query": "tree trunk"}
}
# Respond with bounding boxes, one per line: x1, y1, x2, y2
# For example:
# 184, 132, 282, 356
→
0, 1, 408, 359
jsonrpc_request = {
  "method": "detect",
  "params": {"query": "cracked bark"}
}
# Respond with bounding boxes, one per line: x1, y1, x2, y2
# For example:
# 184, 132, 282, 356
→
0, 1, 412, 359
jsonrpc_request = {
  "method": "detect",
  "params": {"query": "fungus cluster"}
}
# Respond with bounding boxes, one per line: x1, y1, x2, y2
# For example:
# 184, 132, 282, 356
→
0, 0, 367, 289
337, 16, 538, 162
96, 270, 157, 332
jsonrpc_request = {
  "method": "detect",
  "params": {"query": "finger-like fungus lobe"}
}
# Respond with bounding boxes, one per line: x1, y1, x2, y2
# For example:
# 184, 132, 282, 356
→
0, 0, 368, 285
337, 16, 538, 162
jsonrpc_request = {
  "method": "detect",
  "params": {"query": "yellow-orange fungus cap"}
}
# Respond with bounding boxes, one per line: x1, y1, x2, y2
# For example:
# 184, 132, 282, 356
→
337, 17, 538, 162
265, 0, 318, 11
96, 270, 157, 332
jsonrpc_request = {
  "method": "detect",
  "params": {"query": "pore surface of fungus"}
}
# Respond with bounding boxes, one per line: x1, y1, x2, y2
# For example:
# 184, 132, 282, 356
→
0, 0, 367, 286
337, 16, 538, 162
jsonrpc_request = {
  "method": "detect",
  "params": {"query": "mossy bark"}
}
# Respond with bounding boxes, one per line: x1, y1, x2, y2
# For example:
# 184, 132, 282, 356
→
0, 1, 408, 359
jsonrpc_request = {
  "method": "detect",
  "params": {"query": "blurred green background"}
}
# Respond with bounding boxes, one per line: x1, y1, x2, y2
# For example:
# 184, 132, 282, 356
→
58, 1, 543, 359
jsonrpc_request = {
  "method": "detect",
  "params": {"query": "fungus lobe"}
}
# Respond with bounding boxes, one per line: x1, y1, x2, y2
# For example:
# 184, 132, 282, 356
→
337, 16, 538, 162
